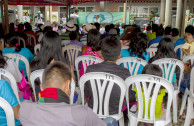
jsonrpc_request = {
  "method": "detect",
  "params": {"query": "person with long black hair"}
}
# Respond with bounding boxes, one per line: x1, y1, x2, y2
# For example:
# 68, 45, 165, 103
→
3, 33, 34, 77
121, 32, 150, 74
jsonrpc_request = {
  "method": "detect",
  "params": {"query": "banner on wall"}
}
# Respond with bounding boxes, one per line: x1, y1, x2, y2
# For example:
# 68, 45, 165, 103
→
79, 12, 130, 25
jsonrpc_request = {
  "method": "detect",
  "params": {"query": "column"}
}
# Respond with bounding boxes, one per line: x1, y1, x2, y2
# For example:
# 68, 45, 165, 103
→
164, 0, 172, 26
45, 6, 49, 22
123, 3, 127, 23
17, 5, 23, 23
100, 2, 105, 12
4, 0, 9, 34
175, 0, 182, 32
181, 0, 188, 37
49, 6, 52, 23
160, 0, 165, 24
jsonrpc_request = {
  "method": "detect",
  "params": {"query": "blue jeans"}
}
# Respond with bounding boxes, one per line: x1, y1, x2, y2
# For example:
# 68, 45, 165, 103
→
103, 117, 118, 126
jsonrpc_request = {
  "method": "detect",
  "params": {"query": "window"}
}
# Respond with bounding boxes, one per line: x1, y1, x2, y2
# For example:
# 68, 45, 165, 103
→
86, 7, 94, 12
78, 7, 85, 12
119, 7, 130, 12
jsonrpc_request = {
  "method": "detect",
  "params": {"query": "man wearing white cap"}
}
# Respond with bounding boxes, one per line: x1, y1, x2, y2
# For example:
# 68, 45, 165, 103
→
80, 23, 96, 45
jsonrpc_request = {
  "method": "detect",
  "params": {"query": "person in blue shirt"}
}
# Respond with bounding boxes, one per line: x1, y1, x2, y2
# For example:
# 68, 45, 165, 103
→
149, 38, 179, 83
148, 26, 164, 48
3, 33, 34, 77
0, 80, 21, 126
121, 32, 150, 75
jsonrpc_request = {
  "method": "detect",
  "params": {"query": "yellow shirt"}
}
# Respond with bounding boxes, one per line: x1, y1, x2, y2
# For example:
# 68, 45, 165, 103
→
147, 32, 156, 42
182, 42, 194, 58
133, 87, 165, 119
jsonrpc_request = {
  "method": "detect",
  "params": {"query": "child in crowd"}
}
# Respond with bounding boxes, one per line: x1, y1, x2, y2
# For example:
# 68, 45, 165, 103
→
182, 32, 194, 58
133, 64, 165, 124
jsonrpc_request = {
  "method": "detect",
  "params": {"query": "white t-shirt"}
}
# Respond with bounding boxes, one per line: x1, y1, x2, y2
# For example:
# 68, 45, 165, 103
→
70, 14, 79, 24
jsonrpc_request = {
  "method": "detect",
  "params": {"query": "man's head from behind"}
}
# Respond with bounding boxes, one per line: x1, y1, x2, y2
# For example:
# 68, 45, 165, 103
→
42, 62, 71, 96
101, 36, 121, 62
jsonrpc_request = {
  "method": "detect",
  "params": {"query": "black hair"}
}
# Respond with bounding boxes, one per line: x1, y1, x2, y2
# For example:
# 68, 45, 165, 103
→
142, 64, 163, 77
185, 25, 194, 35
74, 8, 79, 13
152, 24, 159, 32
9, 23, 15, 33
146, 25, 152, 31
101, 37, 121, 61
156, 26, 164, 36
0, 55, 7, 68
74, 24, 79, 33
42, 61, 71, 89
69, 31, 78, 40
109, 24, 115, 29
171, 28, 179, 37
30, 31, 68, 72
94, 22, 100, 31
114, 28, 120, 35
4, 33, 21, 52
165, 26, 172, 35
87, 29, 101, 51
18, 23, 24, 32
149, 38, 178, 63
24, 22, 32, 31
129, 32, 148, 59
43, 26, 53, 33
105, 25, 110, 33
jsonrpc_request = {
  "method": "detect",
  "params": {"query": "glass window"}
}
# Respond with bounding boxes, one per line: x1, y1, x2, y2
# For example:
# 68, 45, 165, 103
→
60, 7, 67, 13
149, 7, 159, 14
119, 7, 130, 12
86, 7, 94, 12
78, 7, 85, 12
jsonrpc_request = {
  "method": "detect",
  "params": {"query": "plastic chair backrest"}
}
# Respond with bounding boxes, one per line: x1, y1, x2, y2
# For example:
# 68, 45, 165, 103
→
4, 54, 30, 80
75, 55, 103, 81
149, 43, 159, 48
183, 54, 194, 66
61, 40, 70, 47
0, 68, 20, 104
174, 45, 183, 59
27, 34, 36, 46
1, 38, 4, 49
30, 69, 44, 102
0, 97, 15, 126
116, 57, 147, 76
34, 44, 41, 55
190, 67, 194, 96
80, 72, 126, 118
62, 45, 82, 69
125, 74, 174, 122
30, 69, 75, 104
18, 37, 26, 48
146, 48, 158, 58
152, 58, 184, 91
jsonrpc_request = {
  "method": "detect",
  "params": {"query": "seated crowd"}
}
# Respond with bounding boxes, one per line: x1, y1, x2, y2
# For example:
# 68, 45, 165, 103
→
0, 19, 194, 126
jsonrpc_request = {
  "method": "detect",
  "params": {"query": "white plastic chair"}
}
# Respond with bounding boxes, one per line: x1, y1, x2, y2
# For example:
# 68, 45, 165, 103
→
152, 58, 184, 123
0, 97, 15, 126
183, 54, 194, 66
125, 74, 174, 126
79, 72, 126, 126
27, 34, 36, 46
62, 45, 82, 70
61, 40, 70, 47
180, 66, 194, 116
174, 44, 183, 59
146, 48, 158, 58
116, 57, 147, 76
18, 37, 26, 48
184, 96, 194, 126
30, 69, 44, 102
149, 43, 159, 48
30, 69, 75, 104
34, 44, 41, 55
4, 54, 30, 80
75, 55, 104, 81
1, 38, 4, 49
0, 68, 20, 104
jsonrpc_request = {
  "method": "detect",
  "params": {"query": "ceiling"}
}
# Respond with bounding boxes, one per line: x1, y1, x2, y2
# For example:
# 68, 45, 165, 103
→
6, 0, 176, 6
